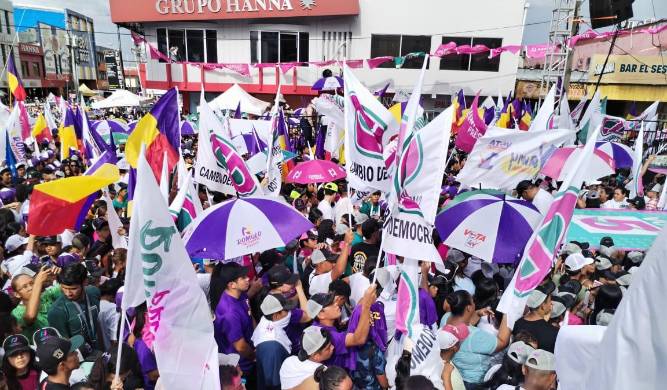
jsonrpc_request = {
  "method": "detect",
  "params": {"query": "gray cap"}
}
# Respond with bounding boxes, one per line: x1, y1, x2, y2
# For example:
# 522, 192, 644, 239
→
354, 212, 369, 226
598, 245, 617, 258
218, 353, 240, 367
525, 349, 556, 371
526, 290, 548, 309
550, 300, 566, 319
311, 249, 337, 265
446, 248, 466, 264
481, 262, 499, 279
507, 341, 535, 365
260, 294, 297, 316
595, 256, 613, 271
616, 272, 632, 287
300, 326, 328, 357
560, 242, 582, 256
596, 310, 614, 326
335, 224, 349, 235
627, 251, 644, 264
306, 293, 335, 318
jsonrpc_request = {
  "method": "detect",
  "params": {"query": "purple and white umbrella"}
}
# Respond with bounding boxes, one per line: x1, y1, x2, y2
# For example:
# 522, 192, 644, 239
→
183, 196, 313, 259
595, 141, 633, 168
180, 120, 196, 136
312, 76, 344, 91
541, 146, 615, 182
435, 190, 543, 264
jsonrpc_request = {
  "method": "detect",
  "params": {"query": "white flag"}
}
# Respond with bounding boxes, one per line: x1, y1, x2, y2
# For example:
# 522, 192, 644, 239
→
559, 93, 577, 146
529, 85, 556, 132
456, 127, 574, 192
627, 122, 644, 198
124, 146, 219, 389
263, 90, 285, 197
102, 193, 127, 249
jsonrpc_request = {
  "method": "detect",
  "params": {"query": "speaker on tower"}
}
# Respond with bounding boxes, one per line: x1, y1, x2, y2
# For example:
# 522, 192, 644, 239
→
589, 0, 635, 29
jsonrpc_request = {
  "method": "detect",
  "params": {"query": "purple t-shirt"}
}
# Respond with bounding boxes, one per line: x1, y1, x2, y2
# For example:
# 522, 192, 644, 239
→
285, 308, 305, 354
134, 338, 157, 390
348, 301, 388, 351
419, 288, 438, 327
313, 321, 355, 371
214, 292, 254, 372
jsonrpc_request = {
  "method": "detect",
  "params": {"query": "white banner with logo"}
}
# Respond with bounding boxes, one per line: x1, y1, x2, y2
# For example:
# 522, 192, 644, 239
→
386, 325, 444, 390
194, 100, 237, 195
382, 211, 442, 264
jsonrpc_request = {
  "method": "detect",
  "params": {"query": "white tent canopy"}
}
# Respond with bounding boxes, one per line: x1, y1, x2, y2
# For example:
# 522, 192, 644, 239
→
208, 84, 271, 116
91, 89, 149, 109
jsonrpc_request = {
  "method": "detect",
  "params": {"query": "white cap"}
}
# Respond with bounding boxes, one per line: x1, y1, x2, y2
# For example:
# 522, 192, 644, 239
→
525, 349, 556, 371
437, 329, 459, 350
218, 353, 240, 367
564, 253, 594, 272
5, 234, 28, 253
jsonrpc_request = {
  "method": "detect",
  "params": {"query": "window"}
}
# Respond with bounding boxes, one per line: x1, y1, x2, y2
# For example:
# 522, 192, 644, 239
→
186, 29, 204, 62
21, 61, 28, 77
4, 11, 10, 34
31, 62, 40, 77
370, 35, 431, 69
250, 31, 309, 63
440, 36, 502, 72
321, 31, 350, 61
206, 30, 218, 63
167, 29, 185, 62
157, 28, 167, 63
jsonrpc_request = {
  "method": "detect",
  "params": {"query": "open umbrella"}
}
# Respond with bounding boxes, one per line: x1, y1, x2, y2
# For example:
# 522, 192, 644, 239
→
312, 76, 344, 91
541, 146, 615, 182
595, 141, 633, 168
180, 120, 196, 136
286, 160, 346, 184
435, 189, 542, 264
183, 196, 313, 259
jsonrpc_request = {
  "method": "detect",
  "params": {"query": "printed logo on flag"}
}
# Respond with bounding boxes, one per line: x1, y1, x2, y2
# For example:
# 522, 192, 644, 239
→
237, 226, 262, 247
349, 93, 388, 159
211, 134, 261, 196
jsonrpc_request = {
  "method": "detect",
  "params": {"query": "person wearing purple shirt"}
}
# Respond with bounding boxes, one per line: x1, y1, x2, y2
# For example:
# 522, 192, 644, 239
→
213, 263, 256, 388
348, 300, 389, 389
306, 285, 377, 372
134, 338, 158, 390
419, 262, 439, 329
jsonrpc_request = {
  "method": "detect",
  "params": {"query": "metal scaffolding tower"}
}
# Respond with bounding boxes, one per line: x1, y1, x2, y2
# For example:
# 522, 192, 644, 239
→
539, 0, 580, 104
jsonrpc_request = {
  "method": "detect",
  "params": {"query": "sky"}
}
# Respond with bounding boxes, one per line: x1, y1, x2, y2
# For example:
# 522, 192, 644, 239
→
12, 0, 667, 65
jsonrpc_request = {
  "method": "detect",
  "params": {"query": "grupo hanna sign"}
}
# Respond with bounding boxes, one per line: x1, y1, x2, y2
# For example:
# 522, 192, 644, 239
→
110, 0, 359, 22
588, 54, 667, 85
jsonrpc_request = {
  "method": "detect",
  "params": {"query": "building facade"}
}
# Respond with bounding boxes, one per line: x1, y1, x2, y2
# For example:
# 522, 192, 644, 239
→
0, 0, 19, 100
109, 0, 527, 111
65, 9, 98, 90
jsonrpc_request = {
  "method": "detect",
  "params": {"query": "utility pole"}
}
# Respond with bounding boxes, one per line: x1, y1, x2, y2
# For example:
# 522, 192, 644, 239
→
117, 25, 126, 90
561, 0, 582, 102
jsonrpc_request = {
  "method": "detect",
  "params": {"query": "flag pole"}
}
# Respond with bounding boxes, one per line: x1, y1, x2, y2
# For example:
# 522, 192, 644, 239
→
114, 310, 127, 380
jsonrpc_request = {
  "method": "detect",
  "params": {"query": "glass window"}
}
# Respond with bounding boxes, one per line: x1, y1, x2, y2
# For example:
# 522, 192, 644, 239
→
280, 32, 298, 63
206, 30, 217, 63
250, 31, 259, 63
32, 62, 40, 77
4, 11, 10, 34
299, 32, 309, 63
157, 28, 167, 63
21, 61, 28, 77
470, 37, 502, 72
401, 35, 431, 69
370, 35, 400, 68
260, 31, 279, 63
186, 29, 204, 62
0, 45, 5, 70
440, 36, 472, 71
167, 29, 185, 62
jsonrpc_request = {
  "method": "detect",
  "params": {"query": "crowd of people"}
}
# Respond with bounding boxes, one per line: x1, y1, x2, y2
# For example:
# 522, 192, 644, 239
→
0, 84, 658, 390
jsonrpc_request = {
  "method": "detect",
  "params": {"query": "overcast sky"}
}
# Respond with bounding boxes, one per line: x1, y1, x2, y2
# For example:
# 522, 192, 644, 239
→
14, 0, 667, 64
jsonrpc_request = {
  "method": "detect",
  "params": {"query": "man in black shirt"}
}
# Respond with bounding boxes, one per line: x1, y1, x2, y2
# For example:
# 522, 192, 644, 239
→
350, 219, 381, 273
36, 335, 84, 389
512, 287, 559, 353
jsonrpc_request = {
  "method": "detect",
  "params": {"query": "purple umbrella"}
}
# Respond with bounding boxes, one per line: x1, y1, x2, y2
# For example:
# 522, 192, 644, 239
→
435, 189, 542, 264
312, 76, 344, 91
595, 141, 633, 168
180, 120, 196, 136
183, 196, 313, 259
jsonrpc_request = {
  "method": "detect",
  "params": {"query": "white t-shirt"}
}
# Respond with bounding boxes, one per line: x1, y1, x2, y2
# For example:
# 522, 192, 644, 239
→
279, 356, 322, 389
309, 271, 333, 296
317, 200, 335, 221
533, 189, 554, 215
98, 300, 119, 350
378, 292, 397, 340
602, 198, 629, 209
348, 272, 370, 307
334, 197, 353, 225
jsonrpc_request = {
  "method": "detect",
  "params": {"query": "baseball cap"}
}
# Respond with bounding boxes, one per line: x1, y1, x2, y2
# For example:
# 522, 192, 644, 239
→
599, 236, 615, 248
649, 183, 662, 193
440, 323, 469, 349
219, 263, 249, 287
311, 249, 338, 265
595, 256, 613, 271
35, 336, 85, 372
298, 326, 329, 361
615, 271, 632, 287
526, 290, 549, 309
507, 341, 535, 365
267, 264, 299, 287
293, 198, 307, 212
56, 253, 81, 268
536, 279, 556, 296
306, 293, 335, 318
218, 353, 240, 367
446, 248, 466, 264
335, 223, 349, 236
354, 212, 369, 227
5, 234, 28, 253
323, 182, 338, 192
627, 251, 644, 265
627, 196, 646, 209
437, 329, 459, 350
2, 334, 31, 356
525, 349, 556, 371
596, 309, 615, 326
40, 236, 61, 245
481, 262, 499, 279
560, 242, 582, 256
598, 245, 617, 258
300, 229, 318, 241
559, 279, 582, 295
564, 253, 594, 272
260, 294, 297, 316
550, 296, 567, 319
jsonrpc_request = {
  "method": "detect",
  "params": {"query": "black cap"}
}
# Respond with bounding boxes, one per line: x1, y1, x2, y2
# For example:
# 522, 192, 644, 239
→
558, 280, 582, 296
2, 334, 31, 356
40, 236, 61, 245
515, 180, 534, 198
536, 279, 556, 296
628, 196, 646, 210
571, 241, 590, 250
553, 293, 576, 310
600, 236, 615, 247
267, 264, 299, 287
293, 198, 307, 211
219, 263, 249, 288
35, 336, 84, 372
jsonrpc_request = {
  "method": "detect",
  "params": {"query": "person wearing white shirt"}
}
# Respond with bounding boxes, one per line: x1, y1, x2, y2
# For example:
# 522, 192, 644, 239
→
602, 187, 629, 209
308, 231, 352, 296
279, 326, 334, 390
317, 182, 338, 222
516, 180, 553, 215
333, 184, 353, 225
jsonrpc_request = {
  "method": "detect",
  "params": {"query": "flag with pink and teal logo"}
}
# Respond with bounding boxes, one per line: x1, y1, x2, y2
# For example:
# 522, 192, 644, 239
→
498, 125, 603, 327
395, 259, 420, 337
169, 173, 204, 232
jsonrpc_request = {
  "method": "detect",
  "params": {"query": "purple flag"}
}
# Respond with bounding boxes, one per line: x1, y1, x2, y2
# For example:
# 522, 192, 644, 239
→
314, 124, 326, 159
234, 102, 242, 119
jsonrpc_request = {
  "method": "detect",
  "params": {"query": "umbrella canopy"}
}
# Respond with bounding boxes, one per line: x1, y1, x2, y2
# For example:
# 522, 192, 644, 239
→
312, 76, 343, 91
595, 141, 633, 168
208, 84, 271, 116
286, 160, 346, 184
435, 189, 542, 264
541, 146, 615, 182
183, 196, 313, 259
180, 120, 196, 136
91, 90, 148, 109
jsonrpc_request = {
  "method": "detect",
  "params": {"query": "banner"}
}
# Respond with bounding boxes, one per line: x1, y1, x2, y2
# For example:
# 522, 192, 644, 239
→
124, 146, 219, 389
382, 210, 442, 263
195, 96, 237, 195
386, 325, 444, 390
456, 127, 574, 192
344, 66, 399, 192
566, 209, 667, 250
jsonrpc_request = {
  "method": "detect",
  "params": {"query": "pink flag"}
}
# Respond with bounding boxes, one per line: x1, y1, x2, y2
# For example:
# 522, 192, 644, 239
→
489, 45, 522, 58
454, 93, 486, 153
221, 63, 251, 77
366, 56, 394, 69
456, 44, 489, 55
638, 24, 667, 35
253, 63, 276, 69
567, 29, 601, 47
395, 260, 420, 337
17, 101, 31, 140
345, 59, 364, 69
148, 44, 171, 62
525, 44, 558, 59
279, 62, 302, 74
433, 42, 457, 57
310, 60, 336, 67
